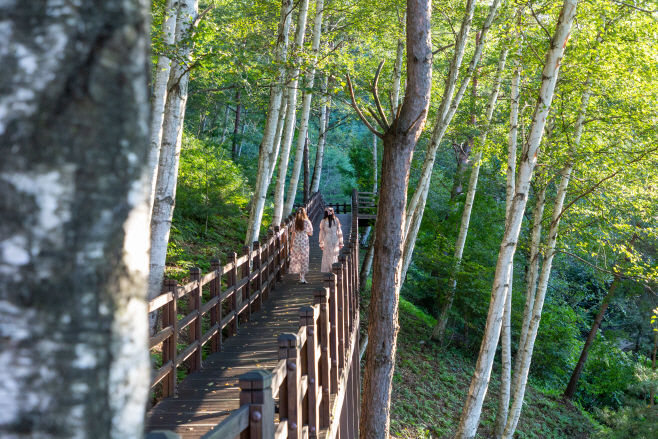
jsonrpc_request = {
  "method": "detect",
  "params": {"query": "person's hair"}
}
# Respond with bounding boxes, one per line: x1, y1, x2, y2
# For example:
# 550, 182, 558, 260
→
295, 208, 308, 231
324, 208, 335, 228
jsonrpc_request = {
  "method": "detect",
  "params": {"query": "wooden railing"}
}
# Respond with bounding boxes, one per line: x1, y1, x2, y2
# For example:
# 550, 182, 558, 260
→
200, 190, 361, 439
147, 192, 326, 398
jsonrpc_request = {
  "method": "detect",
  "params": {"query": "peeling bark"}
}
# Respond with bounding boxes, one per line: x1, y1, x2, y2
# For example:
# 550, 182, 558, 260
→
0, 0, 151, 436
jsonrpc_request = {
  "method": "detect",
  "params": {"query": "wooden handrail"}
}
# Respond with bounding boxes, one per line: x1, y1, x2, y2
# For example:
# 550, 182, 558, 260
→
147, 191, 326, 399
196, 190, 361, 439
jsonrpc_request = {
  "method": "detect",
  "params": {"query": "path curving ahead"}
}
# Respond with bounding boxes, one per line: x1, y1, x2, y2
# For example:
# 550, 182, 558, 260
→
145, 214, 352, 438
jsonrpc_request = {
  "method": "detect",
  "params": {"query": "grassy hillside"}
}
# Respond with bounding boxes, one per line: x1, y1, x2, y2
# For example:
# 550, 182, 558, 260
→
388, 299, 598, 439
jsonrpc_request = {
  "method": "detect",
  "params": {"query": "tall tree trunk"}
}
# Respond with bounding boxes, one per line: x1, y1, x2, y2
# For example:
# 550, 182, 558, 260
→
430, 43, 510, 340
244, 0, 294, 246
390, 13, 405, 120
563, 276, 622, 400
232, 89, 242, 160
303, 135, 310, 203
310, 75, 329, 193
504, 28, 604, 435
400, 0, 502, 282
268, 90, 289, 185
358, 133, 379, 287
512, 183, 546, 392
236, 110, 247, 159
649, 332, 658, 407
455, 1, 578, 436
360, 1, 433, 437
0, 0, 151, 436
271, 0, 311, 227
147, 0, 179, 225
282, 0, 325, 219
148, 0, 199, 335
221, 103, 230, 144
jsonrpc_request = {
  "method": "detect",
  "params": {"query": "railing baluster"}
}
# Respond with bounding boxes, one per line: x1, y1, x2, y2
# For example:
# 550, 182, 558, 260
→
163, 279, 178, 398
332, 262, 345, 370
210, 260, 221, 353
190, 267, 202, 372
268, 230, 276, 292
324, 273, 339, 393
300, 306, 319, 438
240, 370, 275, 439
313, 287, 330, 428
279, 333, 302, 439
274, 225, 282, 282
253, 242, 262, 313
228, 252, 238, 337
242, 245, 251, 322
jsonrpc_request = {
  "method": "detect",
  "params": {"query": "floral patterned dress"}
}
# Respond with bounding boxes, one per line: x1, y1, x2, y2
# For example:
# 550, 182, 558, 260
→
319, 217, 344, 272
289, 219, 313, 275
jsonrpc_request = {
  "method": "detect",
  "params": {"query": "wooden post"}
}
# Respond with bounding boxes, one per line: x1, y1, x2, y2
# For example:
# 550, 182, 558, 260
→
239, 370, 275, 439
253, 242, 262, 313
284, 218, 291, 272
332, 262, 345, 369
313, 287, 330, 428
228, 252, 238, 336
300, 306, 319, 438
267, 230, 276, 292
210, 259, 221, 353
274, 226, 282, 282
242, 245, 251, 322
189, 267, 202, 372
162, 279, 178, 398
279, 333, 302, 439
263, 233, 271, 300
324, 273, 339, 393
339, 253, 350, 339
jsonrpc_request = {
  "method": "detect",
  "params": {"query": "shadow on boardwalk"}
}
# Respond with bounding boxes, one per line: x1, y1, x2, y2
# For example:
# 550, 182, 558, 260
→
145, 214, 351, 438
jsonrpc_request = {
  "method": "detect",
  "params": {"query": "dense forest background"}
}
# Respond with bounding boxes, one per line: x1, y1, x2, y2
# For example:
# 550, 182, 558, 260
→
150, 0, 658, 437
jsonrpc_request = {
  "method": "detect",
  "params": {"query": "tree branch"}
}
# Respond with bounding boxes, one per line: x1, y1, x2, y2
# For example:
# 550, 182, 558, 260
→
345, 72, 384, 138
372, 60, 390, 130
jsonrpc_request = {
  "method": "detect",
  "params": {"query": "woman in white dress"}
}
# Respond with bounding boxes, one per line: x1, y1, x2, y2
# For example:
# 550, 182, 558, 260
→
289, 208, 313, 283
319, 207, 344, 272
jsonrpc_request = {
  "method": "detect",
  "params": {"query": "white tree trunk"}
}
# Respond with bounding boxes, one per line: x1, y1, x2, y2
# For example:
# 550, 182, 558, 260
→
405, 41, 508, 287
512, 183, 546, 393
244, 0, 294, 246
268, 90, 288, 185
494, 61, 520, 434
390, 14, 406, 120
271, 0, 311, 227
310, 75, 328, 193
0, 0, 151, 435
148, 0, 198, 334
147, 0, 179, 225
503, 56, 596, 439
454, 1, 578, 436
400, 0, 502, 282
282, 0, 325, 218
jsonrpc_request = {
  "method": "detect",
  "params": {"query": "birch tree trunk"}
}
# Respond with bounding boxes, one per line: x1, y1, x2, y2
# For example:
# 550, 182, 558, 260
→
147, 0, 179, 225
503, 42, 600, 436
271, 0, 311, 227
268, 91, 288, 185
148, 0, 198, 334
303, 135, 310, 203
244, 0, 294, 246
400, 0, 502, 281
455, 2, 578, 436
0, 0, 151, 436
360, 1, 433, 437
493, 42, 522, 437
282, 0, 325, 218
232, 89, 242, 160
427, 45, 510, 339
310, 75, 328, 193
390, 14, 406, 120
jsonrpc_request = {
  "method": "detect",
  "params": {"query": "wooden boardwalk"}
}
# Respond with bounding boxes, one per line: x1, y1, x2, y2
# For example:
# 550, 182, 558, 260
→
145, 214, 352, 438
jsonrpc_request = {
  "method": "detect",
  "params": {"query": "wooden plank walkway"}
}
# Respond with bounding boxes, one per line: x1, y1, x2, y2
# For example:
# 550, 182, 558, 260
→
145, 214, 351, 438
